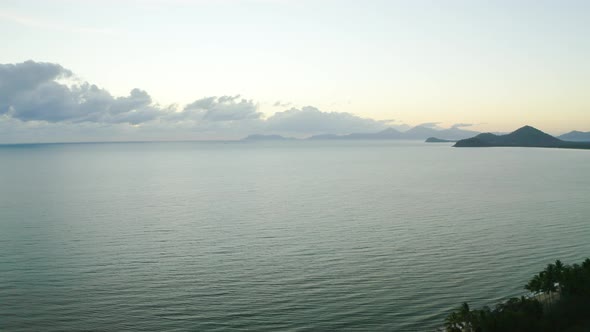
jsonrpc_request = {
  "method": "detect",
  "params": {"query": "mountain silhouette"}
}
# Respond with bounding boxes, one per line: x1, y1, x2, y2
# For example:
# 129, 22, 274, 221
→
308, 127, 404, 140
308, 126, 477, 140
454, 126, 590, 149
558, 130, 590, 142
402, 126, 440, 139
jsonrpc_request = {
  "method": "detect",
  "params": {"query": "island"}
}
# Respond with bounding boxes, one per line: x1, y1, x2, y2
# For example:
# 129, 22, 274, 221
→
425, 137, 456, 143
453, 125, 590, 150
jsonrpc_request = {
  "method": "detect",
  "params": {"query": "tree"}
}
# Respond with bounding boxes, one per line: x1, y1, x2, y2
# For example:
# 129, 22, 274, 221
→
445, 302, 474, 332
446, 258, 590, 332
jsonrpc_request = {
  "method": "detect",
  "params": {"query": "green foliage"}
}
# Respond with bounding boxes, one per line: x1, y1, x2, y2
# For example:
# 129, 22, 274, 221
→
444, 258, 590, 332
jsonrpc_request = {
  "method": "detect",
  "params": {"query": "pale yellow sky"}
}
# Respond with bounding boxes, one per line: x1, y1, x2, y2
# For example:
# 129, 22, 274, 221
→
1, 0, 589, 138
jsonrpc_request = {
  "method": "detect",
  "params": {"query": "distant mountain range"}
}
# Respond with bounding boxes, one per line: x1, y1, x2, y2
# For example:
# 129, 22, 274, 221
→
454, 126, 590, 150
242, 126, 480, 141
558, 131, 590, 142
242, 126, 590, 150
309, 126, 479, 140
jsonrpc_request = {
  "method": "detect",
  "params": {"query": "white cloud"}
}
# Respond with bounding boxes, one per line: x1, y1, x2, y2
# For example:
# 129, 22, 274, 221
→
265, 106, 390, 135
183, 95, 261, 122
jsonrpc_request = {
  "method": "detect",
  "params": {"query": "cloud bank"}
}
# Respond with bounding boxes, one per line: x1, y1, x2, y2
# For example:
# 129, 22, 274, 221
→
0, 61, 166, 124
266, 106, 389, 135
0, 60, 396, 143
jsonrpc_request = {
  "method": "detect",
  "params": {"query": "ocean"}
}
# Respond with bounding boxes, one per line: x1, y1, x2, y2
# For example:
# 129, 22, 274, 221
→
1, 140, 589, 331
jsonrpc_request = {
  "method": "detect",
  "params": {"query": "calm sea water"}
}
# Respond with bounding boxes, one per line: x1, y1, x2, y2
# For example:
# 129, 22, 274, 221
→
1, 141, 589, 331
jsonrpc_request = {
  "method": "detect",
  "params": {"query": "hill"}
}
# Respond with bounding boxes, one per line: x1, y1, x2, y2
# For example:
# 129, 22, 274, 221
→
454, 126, 590, 149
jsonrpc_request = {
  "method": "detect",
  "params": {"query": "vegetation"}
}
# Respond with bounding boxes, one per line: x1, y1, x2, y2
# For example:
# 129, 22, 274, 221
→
453, 125, 590, 149
444, 258, 590, 332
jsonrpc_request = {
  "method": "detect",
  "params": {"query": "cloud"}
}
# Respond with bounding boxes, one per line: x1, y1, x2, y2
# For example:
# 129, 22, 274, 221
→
183, 95, 261, 122
418, 122, 441, 128
0, 60, 408, 142
264, 106, 389, 135
164, 102, 388, 137
273, 101, 292, 108
451, 123, 474, 129
0, 61, 168, 125
0, 60, 72, 98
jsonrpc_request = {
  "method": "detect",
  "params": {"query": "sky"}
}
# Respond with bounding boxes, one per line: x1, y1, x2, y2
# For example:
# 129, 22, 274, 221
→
1, 0, 589, 142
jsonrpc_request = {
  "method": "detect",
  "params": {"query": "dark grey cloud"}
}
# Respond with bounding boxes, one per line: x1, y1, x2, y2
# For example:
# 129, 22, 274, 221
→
0, 60, 166, 125
0, 60, 72, 98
